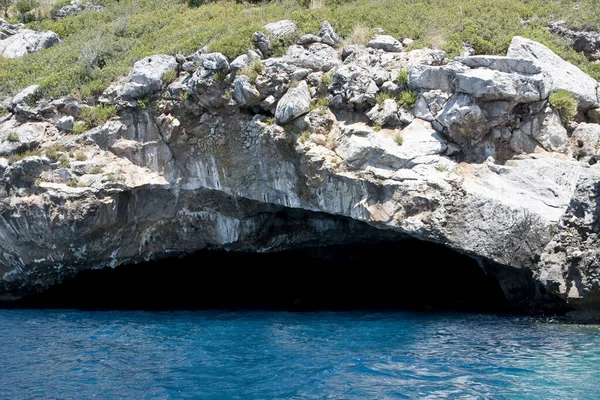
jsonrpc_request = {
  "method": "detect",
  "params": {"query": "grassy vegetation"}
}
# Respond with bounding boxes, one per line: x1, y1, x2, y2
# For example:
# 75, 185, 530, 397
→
239, 60, 264, 83
320, 71, 333, 86
396, 89, 417, 109
161, 69, 178, 85
376, 92, 395, 104
549, 89, 578, 124
58, 154, 69, 168
72, 122, 87, 134
6, 132, 19, 142
298, 130, 311, 143
0, 0, 599, 100
44, 144, 67, 161
80, 104, 117, 128
394, 69, 408, 85
394, 133, 403, 145
9, 148, 42, 164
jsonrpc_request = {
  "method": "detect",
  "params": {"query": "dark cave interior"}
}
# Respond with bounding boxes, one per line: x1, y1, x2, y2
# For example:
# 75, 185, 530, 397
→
8, 239, 510, 312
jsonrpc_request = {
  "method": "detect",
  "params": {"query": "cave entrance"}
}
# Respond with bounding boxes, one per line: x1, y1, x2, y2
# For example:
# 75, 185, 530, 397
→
11, 240, 509, 312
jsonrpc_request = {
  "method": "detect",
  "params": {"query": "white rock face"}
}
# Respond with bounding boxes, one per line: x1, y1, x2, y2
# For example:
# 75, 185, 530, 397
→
233, 75, 261, 106
12, 85, 40, 106
571, 123, 600, 160
533, 110, 568, 153
367, 35, 403, 52
0, 29, 60, 58
121, 54, 178, 100
507, 36, 600, 109
589, 108, 600, 124
436, 94, 488, 145
275, 81, 311, 124
4, 33, 600, 321
279, 43, 340, 72
264, 20, 297, 37
410, 57, 549, 102
0, 121, 46, 155
366, 99, 400, 127
56, 116, 75, 132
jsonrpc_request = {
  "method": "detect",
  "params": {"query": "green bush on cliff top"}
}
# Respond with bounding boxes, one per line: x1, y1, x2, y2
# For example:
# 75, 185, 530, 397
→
549, 89, 578, 125
0, 0, 599, 100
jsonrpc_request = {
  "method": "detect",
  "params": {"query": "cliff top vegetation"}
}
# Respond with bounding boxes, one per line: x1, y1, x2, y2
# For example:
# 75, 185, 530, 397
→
1, 0, 599, 100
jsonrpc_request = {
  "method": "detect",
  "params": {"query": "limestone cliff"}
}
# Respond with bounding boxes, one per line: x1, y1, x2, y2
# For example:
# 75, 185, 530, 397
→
1, 21, 599, 320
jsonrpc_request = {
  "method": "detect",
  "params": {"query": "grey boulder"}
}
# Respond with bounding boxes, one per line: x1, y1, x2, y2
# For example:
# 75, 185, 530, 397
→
12, 85, 40, 106
319, 21, 340, 47
0, 29, 60, 59
56, 116, 75, 132
253, 32, 273, 59
367, 35, 403, 53
121, 54, 178, 100
275, 81, 311, 124
507, 36, 600, 110
233, 76, 262, 107
571, 123, 600, 160
279, 43, 340, 72
264, 20, 297, 37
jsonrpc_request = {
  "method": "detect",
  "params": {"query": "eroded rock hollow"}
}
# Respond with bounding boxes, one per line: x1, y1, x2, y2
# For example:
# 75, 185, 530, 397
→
1, 21, 599, 321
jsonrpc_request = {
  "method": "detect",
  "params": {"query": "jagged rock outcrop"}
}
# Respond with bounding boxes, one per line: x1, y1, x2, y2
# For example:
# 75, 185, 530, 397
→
0, 19, 60, 59
549, 21, 600, 62
1, 23, 600, 321
111, 55, 179, 100
507, 36, 600, 110
52, 1, 104, 21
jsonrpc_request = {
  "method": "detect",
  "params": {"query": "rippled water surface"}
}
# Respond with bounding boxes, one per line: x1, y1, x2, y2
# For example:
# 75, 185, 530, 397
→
0, 310, 599, 399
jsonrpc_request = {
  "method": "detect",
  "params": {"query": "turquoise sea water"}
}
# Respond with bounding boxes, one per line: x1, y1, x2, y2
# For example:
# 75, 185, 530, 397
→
0, 310, 599, 399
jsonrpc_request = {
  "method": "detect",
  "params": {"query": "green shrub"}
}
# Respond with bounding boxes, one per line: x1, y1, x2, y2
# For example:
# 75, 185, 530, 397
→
6, 131, 19, 142
397, 89, 418, 109
45, 146, 59, 161
270, 33, 299, 57
213, 70, 228, 81
239, 60, 263, 83
75, 151, 88, 161
1, 0, 600, 101
91, 166, 104, 174
162, 69, 178, 85
66, 178, 79, 187
320, 72, 333, 86
394, 133, 403, 146
376, 92, 395, 104
394, 69, 409, 85
317, 97, 329, 107
137, 97, 152, 109
298, 130, 311, 144
9, 148, 42, 164
58, 155, 70, 168
80, 104, 117, 129
549, 89, 578, 124
49, 0, 71, 19
373, 124, 382, 132
15, 0, 39, 23
72, 122, 87, 134
0, 0, 12, 18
